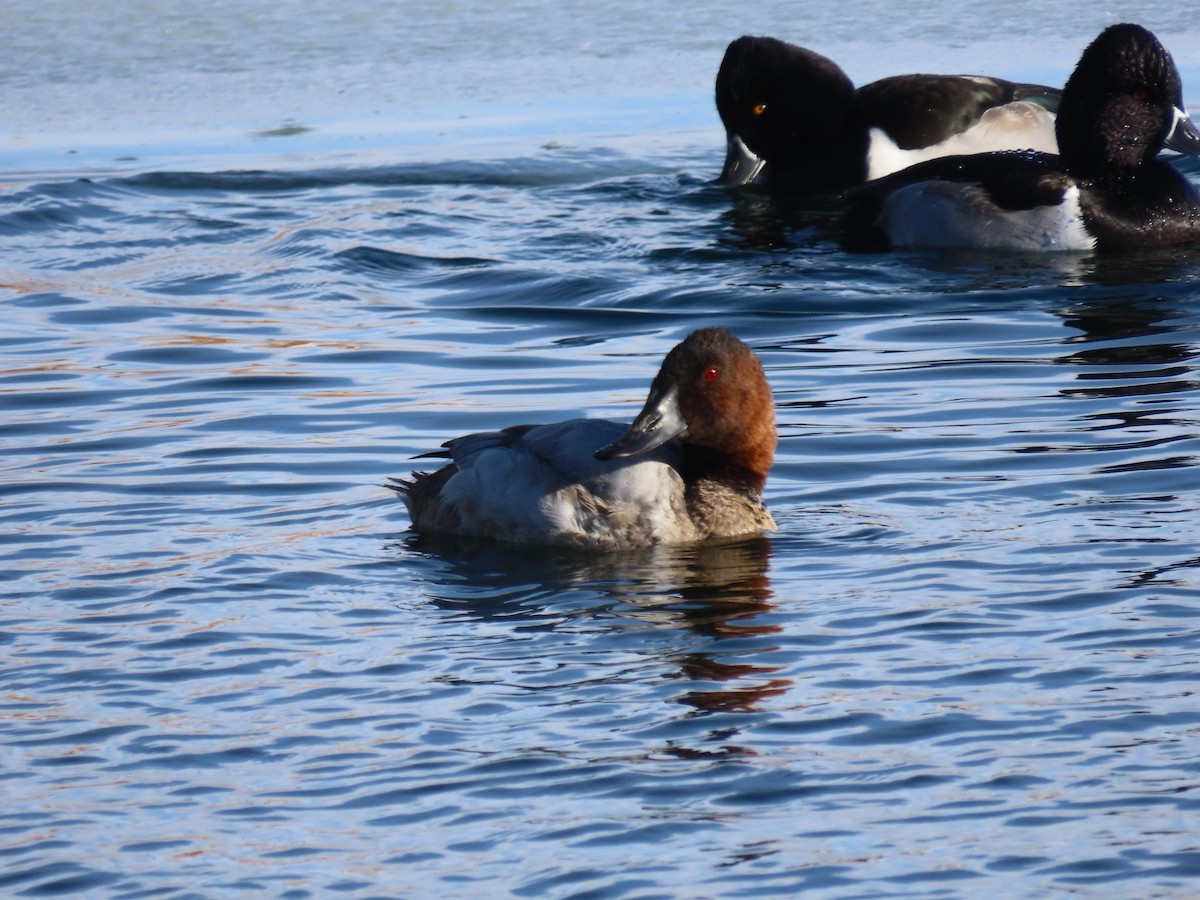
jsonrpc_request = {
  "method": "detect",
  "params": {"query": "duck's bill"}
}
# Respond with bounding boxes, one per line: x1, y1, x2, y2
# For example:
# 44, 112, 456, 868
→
1165, 105, 1200, 156
719, 133, 768, 185
595, 383, 687, 460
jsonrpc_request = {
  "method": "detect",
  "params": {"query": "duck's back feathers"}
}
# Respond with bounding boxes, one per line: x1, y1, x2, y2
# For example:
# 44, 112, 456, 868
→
395, 420, 693, 549
858, 74, 1060, 150
864, 101, 1058, 182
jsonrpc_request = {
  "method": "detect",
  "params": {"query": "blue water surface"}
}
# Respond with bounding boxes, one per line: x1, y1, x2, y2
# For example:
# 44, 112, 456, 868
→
2, 2, 1200, 897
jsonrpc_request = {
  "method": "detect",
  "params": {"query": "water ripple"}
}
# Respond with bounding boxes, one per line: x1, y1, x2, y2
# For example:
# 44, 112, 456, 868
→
2, 113, 1200, 898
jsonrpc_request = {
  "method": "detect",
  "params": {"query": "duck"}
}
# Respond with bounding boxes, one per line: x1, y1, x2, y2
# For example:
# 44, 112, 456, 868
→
841, 24, 1200, 252
716, 34, 1062, 189
391, 327, 777, 549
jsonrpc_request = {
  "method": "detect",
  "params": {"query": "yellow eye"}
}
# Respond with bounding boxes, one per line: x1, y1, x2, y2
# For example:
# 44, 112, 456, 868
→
753, 103, 767, 116
1132, 89, 1148, 102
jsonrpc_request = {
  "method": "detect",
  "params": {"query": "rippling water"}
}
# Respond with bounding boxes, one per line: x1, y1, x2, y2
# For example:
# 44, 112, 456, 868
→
4, 3, 1200, 897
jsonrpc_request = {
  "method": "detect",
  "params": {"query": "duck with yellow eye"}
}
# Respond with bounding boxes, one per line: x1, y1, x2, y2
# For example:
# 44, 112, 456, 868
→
716, 34, 1067, 189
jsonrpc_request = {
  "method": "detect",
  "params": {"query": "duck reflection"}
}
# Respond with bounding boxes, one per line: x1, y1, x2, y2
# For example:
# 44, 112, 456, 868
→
716, 185, 842, 253
398, 534, 788, 715
1045, 283, 1200, 592
1053, 290, 1198, 416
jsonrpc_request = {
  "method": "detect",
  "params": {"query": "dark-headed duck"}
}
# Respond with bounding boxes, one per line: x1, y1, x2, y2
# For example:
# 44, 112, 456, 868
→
716, 34, 1062, 189
842, 24, 1200, 252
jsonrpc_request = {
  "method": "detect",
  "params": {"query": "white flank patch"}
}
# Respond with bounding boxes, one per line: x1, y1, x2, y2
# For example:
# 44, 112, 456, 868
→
878, 182, 1095, 252
866, 101, 1058, 181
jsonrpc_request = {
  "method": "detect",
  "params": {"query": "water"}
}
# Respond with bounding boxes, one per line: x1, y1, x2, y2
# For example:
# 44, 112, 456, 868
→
3, 2, 1200, 897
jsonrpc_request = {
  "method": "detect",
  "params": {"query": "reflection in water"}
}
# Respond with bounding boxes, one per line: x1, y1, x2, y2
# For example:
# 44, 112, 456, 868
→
397, 535, 788, 714
1039, 292, 1200, 596
717, 186, 842, 253
1120, 553, 1200, 591
1057, 296, 1197, 397
1054, 298, 1199, 437
1078, 244, 1200, 288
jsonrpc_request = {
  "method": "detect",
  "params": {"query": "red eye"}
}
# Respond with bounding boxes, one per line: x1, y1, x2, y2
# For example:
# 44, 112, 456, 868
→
704, 366, 720, 381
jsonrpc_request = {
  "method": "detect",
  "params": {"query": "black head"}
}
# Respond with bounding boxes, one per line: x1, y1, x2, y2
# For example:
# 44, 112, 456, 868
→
1057, 23, 1187, 177
715, 35, 857, 165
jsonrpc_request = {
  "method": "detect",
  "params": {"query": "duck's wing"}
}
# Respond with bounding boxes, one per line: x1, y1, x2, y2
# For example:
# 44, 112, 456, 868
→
397, 419, 690, 546
858, 74, 1060, 150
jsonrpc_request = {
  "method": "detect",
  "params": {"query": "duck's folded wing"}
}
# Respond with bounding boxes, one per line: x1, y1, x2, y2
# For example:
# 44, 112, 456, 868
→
441, 420, 619, 475
858, 75, 1061, 150
437, 423, 540, 461
429, 419, 687, 545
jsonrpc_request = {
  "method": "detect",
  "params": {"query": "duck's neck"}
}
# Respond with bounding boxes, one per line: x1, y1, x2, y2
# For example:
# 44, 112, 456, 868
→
681, 442, 772, 497
771, 122, 871, 189
1082, 160, 1200, 249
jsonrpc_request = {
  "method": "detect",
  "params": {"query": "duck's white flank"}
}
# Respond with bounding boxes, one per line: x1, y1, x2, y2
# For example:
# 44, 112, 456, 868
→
876, 182, 1095, 251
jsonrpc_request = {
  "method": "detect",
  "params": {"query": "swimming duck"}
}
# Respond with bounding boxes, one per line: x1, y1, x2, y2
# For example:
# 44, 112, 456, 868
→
716, 34, 1062, 188
393, 327, 777, 549
842, 24, 1200, 252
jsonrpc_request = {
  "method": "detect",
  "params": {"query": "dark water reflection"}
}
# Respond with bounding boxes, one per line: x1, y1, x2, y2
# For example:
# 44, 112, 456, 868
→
407, 536, 786, 717
2, 140, 1200, 897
